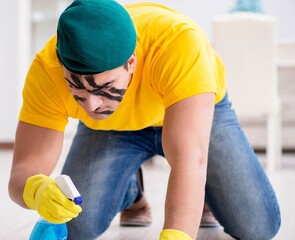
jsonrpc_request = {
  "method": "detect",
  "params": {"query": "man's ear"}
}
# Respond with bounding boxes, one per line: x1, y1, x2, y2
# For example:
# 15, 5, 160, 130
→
127, 53, 137, 73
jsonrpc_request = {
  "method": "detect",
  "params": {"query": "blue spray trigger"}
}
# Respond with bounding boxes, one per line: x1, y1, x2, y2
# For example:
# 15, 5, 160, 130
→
74, 196, 83, 205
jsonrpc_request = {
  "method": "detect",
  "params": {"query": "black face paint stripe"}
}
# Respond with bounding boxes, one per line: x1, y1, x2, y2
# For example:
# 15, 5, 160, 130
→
71, 73, 85, 89
85, 75, 115, 89
89, 89, 123, 102
108, 87, 126, 96
85, 75, 98, 88
83, 74, 126, 96
65, 77, 80, 89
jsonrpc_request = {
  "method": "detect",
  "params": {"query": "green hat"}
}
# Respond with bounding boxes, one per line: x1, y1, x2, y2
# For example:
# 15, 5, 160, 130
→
57, 0, 136, 74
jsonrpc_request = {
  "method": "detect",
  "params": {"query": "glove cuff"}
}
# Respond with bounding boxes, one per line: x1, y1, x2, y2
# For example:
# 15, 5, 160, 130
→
23, 174, 49, 210
160, 229, 193, 240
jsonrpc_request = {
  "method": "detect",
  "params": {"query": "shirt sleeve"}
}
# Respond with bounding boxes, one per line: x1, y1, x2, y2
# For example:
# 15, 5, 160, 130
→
153, 29, 218, 109
19, 57, 68, 132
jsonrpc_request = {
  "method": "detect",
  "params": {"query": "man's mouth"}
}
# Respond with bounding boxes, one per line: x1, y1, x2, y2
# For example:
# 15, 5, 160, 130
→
94, 110, 114, 115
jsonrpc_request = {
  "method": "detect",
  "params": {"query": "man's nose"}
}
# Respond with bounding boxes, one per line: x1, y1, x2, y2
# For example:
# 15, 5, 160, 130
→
85, 94, 103, 112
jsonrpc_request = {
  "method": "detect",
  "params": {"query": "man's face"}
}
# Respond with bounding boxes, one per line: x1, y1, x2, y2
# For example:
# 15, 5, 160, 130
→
62, 55, 136, 120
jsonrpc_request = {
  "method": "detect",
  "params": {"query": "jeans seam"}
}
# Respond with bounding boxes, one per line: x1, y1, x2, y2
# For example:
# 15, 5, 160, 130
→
265, 178, 281, 231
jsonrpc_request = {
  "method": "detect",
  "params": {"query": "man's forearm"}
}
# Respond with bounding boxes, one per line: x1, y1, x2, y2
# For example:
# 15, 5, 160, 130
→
163, 163, 207, 239
9, 169, 34, 208
9, 122, 64, 208
9, 162, 49, 208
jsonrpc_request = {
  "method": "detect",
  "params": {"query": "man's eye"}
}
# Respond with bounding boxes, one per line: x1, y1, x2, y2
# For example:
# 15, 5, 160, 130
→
102, 83, 112, 89
73, 95, 85, 102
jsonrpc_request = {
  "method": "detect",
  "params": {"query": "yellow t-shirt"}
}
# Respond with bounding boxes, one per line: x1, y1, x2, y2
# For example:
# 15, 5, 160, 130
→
19, 2, 226, 132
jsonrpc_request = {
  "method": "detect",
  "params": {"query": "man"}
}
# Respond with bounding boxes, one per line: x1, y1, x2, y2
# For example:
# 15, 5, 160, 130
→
9, 0, 281, 239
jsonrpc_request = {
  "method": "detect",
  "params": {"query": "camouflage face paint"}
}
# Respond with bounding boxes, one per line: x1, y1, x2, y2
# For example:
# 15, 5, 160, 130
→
108, 87, 126, 96
66, 72, 127, 106
87, 88, 124, 102
70, 73, 85, 89
84, 75, 126, 102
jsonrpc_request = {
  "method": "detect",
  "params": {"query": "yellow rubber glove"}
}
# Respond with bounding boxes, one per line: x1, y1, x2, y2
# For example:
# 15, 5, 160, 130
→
23, 174, 82, 223
159, 229, 193, 240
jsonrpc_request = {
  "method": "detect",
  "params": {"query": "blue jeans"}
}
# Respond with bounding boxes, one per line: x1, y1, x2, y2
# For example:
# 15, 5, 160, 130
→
62, 94, 281, 240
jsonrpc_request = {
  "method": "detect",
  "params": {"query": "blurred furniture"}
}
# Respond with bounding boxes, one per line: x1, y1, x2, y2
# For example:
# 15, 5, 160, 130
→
277, 41, 295, 152
211, 13, 281, 171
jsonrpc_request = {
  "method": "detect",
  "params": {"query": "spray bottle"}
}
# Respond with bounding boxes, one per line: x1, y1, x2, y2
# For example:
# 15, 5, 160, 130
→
29, 175, 82, 240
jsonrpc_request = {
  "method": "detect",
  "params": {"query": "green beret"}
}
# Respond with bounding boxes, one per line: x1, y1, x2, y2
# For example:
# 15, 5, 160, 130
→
57, 0, 137, 74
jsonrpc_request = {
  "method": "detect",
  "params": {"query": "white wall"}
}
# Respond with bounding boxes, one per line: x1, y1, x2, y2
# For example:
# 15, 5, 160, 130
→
0, 0, 31, 142
0, 0, 28, 142
0, 1, 17, 142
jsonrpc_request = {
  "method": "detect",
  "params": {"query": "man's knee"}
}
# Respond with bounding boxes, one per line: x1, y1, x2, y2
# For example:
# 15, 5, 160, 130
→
67, 214, 112, 240
225, 213, 281, 240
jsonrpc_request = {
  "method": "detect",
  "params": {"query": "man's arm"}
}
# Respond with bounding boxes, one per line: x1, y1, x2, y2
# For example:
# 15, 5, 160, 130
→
162, 92, 215, 239
9, 121, 64, 208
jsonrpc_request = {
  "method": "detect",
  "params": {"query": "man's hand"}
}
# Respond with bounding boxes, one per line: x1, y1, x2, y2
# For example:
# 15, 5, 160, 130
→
159, 229, 193, 240
23, 174, 82, 223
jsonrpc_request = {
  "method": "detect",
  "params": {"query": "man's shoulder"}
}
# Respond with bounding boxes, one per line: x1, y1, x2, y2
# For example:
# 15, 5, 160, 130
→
36, 35, 61, 70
